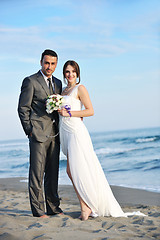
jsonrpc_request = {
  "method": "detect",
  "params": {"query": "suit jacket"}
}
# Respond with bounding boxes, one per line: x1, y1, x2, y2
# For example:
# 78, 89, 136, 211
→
18, 70, 62, 142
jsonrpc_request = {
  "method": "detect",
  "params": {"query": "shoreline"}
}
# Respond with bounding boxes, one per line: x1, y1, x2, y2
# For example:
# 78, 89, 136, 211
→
0, 177, 160, 207
0, 176, 159, 194
0, 177, 160, 240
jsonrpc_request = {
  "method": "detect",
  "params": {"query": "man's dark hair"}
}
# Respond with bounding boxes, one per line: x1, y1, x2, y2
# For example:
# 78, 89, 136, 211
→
41, 49, 58, 62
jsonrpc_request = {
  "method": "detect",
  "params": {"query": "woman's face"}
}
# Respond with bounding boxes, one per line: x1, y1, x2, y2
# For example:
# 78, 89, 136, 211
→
64, 65, 77, 85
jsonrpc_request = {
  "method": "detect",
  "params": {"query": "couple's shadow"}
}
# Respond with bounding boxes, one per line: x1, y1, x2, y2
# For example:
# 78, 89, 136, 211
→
0, 207, 81, 219
61, 211, 80, 219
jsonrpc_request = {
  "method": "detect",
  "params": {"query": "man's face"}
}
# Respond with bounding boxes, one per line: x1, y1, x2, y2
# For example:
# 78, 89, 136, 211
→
40, 55, 57, 77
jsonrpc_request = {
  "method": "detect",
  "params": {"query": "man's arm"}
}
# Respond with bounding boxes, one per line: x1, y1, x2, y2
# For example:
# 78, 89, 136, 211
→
18, 77, 34, 136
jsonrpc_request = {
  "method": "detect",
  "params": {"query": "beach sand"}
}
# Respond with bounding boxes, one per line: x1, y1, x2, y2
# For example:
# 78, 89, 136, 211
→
0, 178, 160, 240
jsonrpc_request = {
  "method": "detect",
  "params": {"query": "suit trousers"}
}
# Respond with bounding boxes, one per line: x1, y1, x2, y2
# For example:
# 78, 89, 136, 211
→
28, 126, 60, 217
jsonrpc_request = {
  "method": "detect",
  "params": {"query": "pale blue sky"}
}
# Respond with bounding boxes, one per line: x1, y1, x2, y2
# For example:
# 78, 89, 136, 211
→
0, 0, 160, 140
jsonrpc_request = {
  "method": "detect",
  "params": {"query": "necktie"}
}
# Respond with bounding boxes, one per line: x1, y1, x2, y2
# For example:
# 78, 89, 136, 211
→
47, 78, 54, 95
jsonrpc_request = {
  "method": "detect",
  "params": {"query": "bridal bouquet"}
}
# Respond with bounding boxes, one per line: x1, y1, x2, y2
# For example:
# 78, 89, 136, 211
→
46, 94, 64, 113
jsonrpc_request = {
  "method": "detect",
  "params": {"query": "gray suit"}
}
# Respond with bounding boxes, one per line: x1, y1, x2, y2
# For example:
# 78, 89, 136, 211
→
18, 70, 62, 216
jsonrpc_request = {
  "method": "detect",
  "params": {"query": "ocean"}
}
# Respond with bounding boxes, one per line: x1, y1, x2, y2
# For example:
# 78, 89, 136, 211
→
0, 127, 160, 193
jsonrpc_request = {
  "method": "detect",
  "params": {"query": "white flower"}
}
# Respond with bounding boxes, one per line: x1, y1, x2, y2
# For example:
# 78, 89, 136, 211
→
46, 94, 64, 114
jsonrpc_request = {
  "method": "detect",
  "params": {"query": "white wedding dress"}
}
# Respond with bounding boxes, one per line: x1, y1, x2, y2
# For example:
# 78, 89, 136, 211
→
59, 85, 145, 218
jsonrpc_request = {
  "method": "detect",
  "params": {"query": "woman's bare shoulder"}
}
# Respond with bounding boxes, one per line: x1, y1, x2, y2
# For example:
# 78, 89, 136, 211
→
78, 84, 87, 92
77, 84, 90, 99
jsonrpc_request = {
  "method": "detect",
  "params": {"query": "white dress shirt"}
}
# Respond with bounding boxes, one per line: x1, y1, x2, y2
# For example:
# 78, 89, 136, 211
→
40, 70, 55, 91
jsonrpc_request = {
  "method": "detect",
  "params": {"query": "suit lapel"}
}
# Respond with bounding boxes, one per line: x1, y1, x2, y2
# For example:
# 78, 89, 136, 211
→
36, 71, 59, 95
36, 71, 50, 96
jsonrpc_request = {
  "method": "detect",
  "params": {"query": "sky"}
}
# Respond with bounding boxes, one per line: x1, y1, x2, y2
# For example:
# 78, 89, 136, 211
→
0, 0, 160, 140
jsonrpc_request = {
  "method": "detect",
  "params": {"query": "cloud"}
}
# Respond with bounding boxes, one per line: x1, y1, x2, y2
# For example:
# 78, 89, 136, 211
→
0, 0, 159, 60
0, 25, 127, 60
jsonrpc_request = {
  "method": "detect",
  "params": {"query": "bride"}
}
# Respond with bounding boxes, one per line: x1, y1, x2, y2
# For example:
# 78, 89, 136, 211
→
58, 60, 145, 221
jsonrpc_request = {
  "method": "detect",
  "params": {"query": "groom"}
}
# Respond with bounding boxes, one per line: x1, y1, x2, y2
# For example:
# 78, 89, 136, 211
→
18, 49, 62, 218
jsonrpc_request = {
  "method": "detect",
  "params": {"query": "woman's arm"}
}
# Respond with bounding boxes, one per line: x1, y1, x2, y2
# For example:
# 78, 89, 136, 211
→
58, 85, 94, 118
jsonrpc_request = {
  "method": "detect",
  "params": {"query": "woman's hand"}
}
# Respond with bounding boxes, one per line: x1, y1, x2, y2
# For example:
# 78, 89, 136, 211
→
58, 108, 70, 117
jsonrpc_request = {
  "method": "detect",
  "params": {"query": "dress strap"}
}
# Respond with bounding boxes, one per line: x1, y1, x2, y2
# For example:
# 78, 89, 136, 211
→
70, 84, 80, 98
